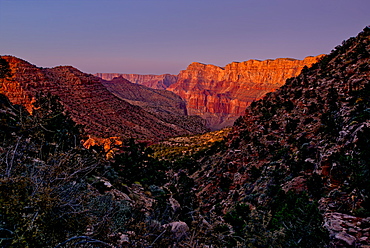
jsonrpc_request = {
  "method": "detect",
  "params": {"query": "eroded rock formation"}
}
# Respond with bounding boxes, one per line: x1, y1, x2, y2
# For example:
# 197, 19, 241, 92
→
168, 56, 323, 129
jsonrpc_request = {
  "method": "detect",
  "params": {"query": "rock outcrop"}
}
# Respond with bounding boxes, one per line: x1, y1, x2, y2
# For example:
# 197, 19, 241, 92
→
0, 56, 207, 140
95, 73, 177, 90
168, 56, 323, 130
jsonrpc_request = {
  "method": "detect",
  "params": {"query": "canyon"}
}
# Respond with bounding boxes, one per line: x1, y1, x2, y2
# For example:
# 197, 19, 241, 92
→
96, 56, 322, 130
1, 26, 370, 247
0, 54, 325, 140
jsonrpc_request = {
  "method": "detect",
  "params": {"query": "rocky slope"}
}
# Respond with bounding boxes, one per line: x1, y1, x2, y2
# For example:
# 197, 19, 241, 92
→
95, 73, 177, 89
191, 26, 370, 247
101, 76, 207, 135
101, 76, 186, 116
168, 56, 323, 130
0, 56, 207, 140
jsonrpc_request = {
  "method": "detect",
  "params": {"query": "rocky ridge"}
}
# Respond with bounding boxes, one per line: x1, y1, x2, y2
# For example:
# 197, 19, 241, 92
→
0, 56, 207, 140
101, 76, 187, 116
168, 56, 323, 130
101, 76, 208, 135
95, 73, 177, 89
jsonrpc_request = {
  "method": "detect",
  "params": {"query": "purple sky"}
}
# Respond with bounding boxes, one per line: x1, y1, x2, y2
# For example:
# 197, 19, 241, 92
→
0, 0, 369, 75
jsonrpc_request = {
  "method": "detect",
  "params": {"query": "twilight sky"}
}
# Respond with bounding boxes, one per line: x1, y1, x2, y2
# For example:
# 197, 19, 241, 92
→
0, 0, 369, 75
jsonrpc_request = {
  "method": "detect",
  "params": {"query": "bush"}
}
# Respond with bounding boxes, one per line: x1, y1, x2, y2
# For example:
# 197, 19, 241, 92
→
269, 191, 329, 247
111, 138, 169, 186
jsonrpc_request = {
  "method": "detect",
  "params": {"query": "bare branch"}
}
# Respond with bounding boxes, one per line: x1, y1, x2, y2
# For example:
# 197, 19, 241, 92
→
5, 136, 22, 177
0, 227, 14, 241
150, 229, 167, 246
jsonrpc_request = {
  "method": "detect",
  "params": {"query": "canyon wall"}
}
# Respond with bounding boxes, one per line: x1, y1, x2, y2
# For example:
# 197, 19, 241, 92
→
95, 73, 177, 90
168, 56, 323, 130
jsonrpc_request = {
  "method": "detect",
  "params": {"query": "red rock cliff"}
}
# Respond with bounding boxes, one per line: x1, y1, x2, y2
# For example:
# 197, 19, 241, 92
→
168, 56, 323, 130
95, 73, 177, 90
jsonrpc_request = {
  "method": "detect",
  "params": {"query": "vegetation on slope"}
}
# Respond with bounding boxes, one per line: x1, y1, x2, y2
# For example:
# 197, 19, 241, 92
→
0, 91, 183, 247
151, 128, 230, 159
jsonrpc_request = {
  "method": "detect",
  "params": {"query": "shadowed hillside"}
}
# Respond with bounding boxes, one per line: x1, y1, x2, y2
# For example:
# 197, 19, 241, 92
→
101, 76, 207, 135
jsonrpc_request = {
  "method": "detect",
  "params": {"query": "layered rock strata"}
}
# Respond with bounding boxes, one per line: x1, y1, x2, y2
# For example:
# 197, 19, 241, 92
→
168, 56, 323, 129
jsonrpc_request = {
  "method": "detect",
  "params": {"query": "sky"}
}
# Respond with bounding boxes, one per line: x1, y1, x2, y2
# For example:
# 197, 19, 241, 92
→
0, 0, 369, 75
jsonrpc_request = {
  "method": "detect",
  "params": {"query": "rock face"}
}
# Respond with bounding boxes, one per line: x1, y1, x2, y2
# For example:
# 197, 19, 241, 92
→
323, 212, 370, 247
0, 56, 207, 140
95, 73, 177, 90
168, 56, 323, 130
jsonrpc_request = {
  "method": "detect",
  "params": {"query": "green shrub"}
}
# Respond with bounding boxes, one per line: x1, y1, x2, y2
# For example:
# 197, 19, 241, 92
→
269, 191, 329, 247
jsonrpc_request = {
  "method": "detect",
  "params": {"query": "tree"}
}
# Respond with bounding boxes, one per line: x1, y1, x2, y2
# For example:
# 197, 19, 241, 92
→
30, 92, 84, 157
0, 57, 11, 79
